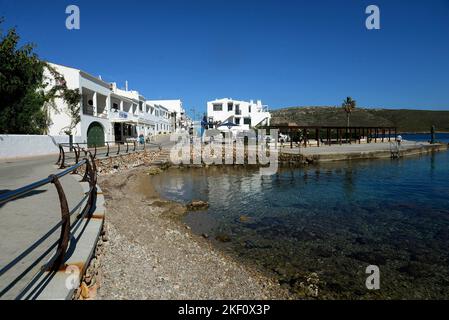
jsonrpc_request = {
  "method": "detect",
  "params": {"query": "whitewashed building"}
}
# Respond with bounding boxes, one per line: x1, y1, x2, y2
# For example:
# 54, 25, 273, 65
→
46, 63, 114, 146
146, 99, 190, 132
45, 62, 178, 146
145, 101, 172, 134
206, 98, 271, 132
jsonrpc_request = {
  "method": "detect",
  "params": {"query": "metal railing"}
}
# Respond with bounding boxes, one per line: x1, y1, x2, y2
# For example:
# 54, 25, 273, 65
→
56, 139, 162, 169
0, 152, 98, 300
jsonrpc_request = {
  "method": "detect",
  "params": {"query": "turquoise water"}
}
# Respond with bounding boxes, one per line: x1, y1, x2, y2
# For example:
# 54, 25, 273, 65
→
153, 139, 449, 299
401, 132, 449, 144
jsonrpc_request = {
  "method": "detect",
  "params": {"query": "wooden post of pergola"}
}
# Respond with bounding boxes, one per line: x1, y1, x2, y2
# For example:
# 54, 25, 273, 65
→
290, 128, 293, 149
304, 130, 308, 148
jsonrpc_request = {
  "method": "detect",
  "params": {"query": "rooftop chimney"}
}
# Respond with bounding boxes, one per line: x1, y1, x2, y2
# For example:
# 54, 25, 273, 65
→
125, 81, 129, 91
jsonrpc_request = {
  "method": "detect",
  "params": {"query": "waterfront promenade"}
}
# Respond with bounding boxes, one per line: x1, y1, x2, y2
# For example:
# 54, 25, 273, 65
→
0, 155, 84, 299
0, 135, 172, 299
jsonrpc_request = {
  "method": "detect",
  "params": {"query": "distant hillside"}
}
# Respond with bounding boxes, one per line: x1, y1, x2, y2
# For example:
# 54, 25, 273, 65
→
270, 107, 449, 132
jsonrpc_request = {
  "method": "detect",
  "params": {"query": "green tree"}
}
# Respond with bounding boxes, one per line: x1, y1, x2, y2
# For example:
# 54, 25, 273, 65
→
342, 97, 356, 128
0, 19, 81, 135
0, 19, 47, 134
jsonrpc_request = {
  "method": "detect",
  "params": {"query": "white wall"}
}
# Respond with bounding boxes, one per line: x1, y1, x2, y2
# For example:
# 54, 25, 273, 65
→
45, 64, 82, 137
0, 135, 81, 160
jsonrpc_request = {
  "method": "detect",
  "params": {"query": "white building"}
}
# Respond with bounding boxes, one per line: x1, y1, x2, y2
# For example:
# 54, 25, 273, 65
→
206, 98, 271, 132
145, 101, 172, 134
146, 99, 190, 132
45, 62, 178, 146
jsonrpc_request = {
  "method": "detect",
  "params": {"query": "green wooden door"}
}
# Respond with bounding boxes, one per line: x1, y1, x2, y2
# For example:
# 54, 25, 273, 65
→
87, 122, 105, 147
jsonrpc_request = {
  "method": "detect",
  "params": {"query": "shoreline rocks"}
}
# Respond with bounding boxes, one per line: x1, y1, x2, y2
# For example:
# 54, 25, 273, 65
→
186, 200, 209, 211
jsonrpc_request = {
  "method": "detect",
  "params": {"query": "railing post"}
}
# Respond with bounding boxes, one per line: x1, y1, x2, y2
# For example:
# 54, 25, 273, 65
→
117, 143, 121, 155
56, 145, 62, 165
94, 144, 97, 159
72, 148, 80, 174
133, 141, 136, 152
106, 142, 110, 157
126, 142, 129, 153
58, 146, 66, 169
87, 153, 97, 217
81, 158, 91, 183
48, 174, 70, 271
69, 135, 74, 152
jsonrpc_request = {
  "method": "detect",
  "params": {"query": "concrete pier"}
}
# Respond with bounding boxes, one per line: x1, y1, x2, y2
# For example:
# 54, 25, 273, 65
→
280, 141, 448, 163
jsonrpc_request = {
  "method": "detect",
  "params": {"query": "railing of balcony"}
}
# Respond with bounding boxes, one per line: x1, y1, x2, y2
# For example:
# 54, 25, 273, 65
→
82, 105, 94, 116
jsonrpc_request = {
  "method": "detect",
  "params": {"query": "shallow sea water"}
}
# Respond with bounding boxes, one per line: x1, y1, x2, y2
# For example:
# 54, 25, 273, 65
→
152, 136, 449, 299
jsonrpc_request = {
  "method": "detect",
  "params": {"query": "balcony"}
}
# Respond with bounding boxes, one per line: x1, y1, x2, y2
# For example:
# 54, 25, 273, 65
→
81, 87, 109, 118
83, 105, 94, 116
138, 112, 157, 124
82, 105, 109, 119
110, 110, 136, 123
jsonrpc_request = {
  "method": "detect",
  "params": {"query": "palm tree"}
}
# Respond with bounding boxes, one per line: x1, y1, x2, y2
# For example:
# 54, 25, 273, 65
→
342, 97, 356, 127
342, 97, 356, 144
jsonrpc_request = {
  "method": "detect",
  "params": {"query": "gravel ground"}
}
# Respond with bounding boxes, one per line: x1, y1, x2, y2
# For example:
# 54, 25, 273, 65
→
96, 167, 289, 300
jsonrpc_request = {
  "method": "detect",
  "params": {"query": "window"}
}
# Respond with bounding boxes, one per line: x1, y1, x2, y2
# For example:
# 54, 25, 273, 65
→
249, 105, 252, 113
228, 103, 233, 111
213, 104, 223, 111
235, 118, 241, 125
244, 118, 251, 125
235, 105, 241, 115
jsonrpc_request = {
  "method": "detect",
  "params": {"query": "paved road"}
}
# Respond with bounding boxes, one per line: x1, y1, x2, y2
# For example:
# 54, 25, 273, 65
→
0, 155, 85, 299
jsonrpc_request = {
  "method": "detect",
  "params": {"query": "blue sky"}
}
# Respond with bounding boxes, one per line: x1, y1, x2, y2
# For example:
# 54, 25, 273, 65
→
1, 0, 449, 117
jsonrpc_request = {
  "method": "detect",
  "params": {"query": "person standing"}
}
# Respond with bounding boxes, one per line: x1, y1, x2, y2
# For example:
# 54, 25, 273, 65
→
431, 125, 436, 144
396, 135, 403, 146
